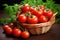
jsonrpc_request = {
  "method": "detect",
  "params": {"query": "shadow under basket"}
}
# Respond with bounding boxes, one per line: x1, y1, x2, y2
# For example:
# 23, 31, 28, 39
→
20, 12, 57, 35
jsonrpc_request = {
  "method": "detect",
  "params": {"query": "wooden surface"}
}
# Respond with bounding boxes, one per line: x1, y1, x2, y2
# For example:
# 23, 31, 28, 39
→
0, 24, 60, 40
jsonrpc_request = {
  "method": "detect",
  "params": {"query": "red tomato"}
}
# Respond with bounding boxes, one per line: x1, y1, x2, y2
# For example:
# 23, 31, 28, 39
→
3, 25, 10, 31
39, 15, 48, 23
5, 27, 12, 35
21, 4, 30, 12
21, 31, 30, 39
47, 10, 54, 18
43, 10, 53, 19
30, 7, 38, 14
29, 7, 43, 17
29, 7, 39, 17
9, 23, 14, 28
37, 9, 44, 17
27, 15, 38, 24
13, 28, 21, 37
18, 14, 27, 23
43, 10, 48, 16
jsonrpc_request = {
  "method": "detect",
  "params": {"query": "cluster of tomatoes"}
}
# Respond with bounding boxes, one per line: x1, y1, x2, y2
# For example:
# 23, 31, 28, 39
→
17, 4, 54, 24
3, 23, 30, 39
3, 4, 54, 39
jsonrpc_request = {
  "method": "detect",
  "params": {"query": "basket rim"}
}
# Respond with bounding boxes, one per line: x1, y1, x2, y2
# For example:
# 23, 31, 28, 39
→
20, 12, 57, 28
22, 12, 57, 25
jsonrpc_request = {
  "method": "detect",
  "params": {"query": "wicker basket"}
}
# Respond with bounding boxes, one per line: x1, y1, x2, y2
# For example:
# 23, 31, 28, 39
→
20, 12, 57, 35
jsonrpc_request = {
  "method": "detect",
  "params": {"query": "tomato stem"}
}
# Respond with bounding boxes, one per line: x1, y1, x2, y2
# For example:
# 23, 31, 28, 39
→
30, 15, 33, 18
26, 12, 31, 16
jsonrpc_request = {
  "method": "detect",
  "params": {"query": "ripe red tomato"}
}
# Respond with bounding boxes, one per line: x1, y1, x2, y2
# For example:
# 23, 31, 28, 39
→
43, 10, 53, 19
47, 10, 54, 18
3, 25, 10, 31
21, 4, 30, 12
13, 28, 21, 37
37, 9, 44, 17
39, 15, 48, 23
43, 10, 48, 16
21, 31, 30, 39
29, 7, 43, 17
18, 14, 27, 23
27, 15, 38, 24
5, 27, 12, 35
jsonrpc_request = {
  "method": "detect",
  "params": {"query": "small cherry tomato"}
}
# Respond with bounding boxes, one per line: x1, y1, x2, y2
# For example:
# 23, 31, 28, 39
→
18, 14, 27, 23
13, 28, 22, 37
5, 27, 12, 35
39, 15, 48, 23
21, 31, 30, 39
3, 25, 10, 31
27, 15, 38, 24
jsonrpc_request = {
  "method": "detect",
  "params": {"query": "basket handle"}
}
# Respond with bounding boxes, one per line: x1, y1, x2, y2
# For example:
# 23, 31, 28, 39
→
50, 12, 58, 21
53, 12, 58, 17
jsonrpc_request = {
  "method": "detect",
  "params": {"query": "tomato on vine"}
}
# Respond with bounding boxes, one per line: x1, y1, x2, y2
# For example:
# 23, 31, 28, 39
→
3, 25, 10, 31
12, 28, 22, 37
5, 27, 12, 35
8, 23, 14, 28
21, 31, 30, 39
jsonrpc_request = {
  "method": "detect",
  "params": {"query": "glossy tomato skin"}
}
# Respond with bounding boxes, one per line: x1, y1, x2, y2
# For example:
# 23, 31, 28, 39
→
5, 27, 12, 35
21, 31, 30, 39
3, 25, 10, 31
29, 7, 39, 16
18, 14, 27, 23
37, 9, 44, 17
29, 7, 36, 14
27, 15, 38, 24
43, 10, 48, 16
47, 10, 53, 19
43, 10, 53, 19
39, 15, 47, 23
13, 28, 22, 37
21, 4, 30, 13
29, 7, 43, 17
